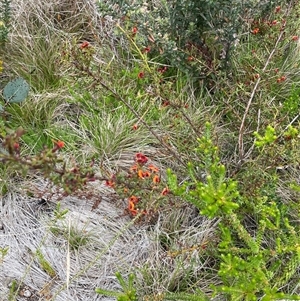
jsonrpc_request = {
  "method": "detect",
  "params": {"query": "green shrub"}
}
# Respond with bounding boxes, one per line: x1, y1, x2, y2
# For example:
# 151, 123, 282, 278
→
99, 0, 286, 85
167, 122, 300, 300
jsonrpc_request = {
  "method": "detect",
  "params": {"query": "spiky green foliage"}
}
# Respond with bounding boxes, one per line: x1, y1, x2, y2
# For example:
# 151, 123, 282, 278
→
167, 124, 300, 300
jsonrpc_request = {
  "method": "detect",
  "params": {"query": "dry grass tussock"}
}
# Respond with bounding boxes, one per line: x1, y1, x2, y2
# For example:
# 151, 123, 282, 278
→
3, 0, 127, 91
0, 186, 149, 300
0, 181, 217, 300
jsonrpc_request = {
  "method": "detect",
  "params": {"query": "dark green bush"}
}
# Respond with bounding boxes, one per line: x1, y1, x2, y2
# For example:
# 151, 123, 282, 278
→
99, 0, 287, 82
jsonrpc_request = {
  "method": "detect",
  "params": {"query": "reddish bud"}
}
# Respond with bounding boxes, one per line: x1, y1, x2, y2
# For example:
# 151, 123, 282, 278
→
55, 140, 65, 149
105, 179, 115, 188
161, 187, 170, 195
143, 46, 151, 53
138, 71, 144, 79
80, 41, 90, 49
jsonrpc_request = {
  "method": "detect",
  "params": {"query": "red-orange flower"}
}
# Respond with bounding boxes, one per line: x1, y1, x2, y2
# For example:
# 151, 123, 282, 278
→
135, 153, 148, 164
292, 36, 299, 41
132, 27, 138, 34
138, 71, 144, 79
148, 164, 159, 173
130, 164, 138, 172
129, 195, 139, 204
80, 41, 90, 49
138, 170, 151, 179
143, 46, 151, 53
14, 142, 20, 151
105, 179, 115, 188
132, 124, 138, 130
153, 175, 160, 184
138, 170, 144, 179
275, 6, 281, 13
143, 171, 151, 178
55, 140, 65, 149
128, 201, 138, 216
161, 187, 170, 195
252, 28, 259, 35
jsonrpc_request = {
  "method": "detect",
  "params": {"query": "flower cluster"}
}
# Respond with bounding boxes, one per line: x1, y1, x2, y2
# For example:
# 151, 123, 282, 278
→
105, 153, 170, 220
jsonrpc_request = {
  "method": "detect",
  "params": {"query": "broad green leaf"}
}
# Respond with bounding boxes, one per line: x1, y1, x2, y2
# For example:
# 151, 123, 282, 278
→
3, 77, 30, 103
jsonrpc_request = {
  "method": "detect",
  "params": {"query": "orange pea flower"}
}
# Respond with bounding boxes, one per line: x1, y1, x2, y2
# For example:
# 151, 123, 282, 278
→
148, 164, 159, 173
138, 170, 151, 179
129, 195, 139, 204
144, 171, 151, 178
138, 170, 144, 179
105, 180, 115, 188
252, 28, 260, 35
128, 201, 138, 216
130, 164, 138, 172
55, 140, 65, 149
153, 175, 160, 184
161, 187, 170, 195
